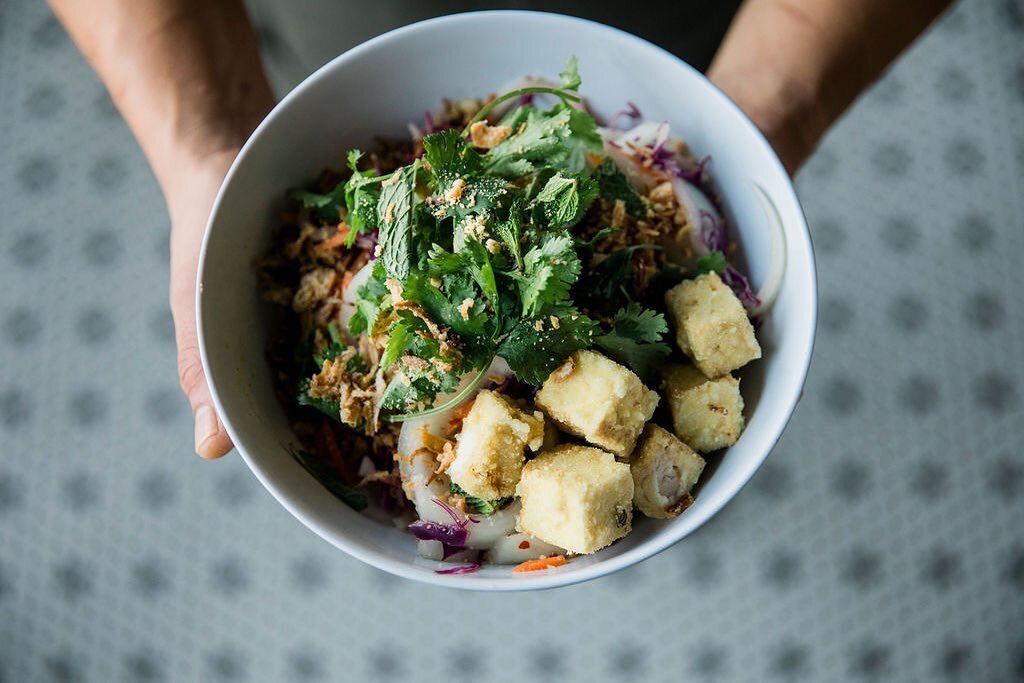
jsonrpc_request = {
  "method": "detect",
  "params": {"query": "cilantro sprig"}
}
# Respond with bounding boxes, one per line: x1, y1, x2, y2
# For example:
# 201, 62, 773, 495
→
322, 57, 676, 417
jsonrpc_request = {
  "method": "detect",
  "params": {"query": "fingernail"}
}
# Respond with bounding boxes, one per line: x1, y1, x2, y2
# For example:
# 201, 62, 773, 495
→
194, 404, 217, 453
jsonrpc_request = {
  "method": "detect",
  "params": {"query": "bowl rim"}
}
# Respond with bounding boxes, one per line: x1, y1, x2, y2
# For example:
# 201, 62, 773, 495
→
197, 9, 817, 591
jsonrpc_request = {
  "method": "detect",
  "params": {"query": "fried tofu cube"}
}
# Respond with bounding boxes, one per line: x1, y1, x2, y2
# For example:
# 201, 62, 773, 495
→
516, 445, 634, 554
535, 350, 659, 457
663, 363, 745, 452
665, 272, 761, 378
449, 390, 544, 499
630, 425, 706, 519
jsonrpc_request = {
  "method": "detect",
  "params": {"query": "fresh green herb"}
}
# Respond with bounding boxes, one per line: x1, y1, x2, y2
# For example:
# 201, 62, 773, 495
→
498, 307, 598, 384
696, 250, 727, 275
517, 232, 581, 316
377, 163, 419, 280
291, 448, 368, 511
343, 150, 381, 243
449, 482, 511, 515
594, 157, 647, 217
559, 55, 582, 90
296, 378, 341, 421
595, 303, 671, 383
533, 172, 599, 230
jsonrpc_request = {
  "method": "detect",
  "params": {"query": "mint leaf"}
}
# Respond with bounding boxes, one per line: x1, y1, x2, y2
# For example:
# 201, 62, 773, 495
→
594, 157, 647, 217
377, 163, 418, 280
449, 482, 510, 515
696, 250, 727, 275
499, 308, 598, 384
595, 303, 671, 383
493, 201, 524, 269
534, 172, 598, 229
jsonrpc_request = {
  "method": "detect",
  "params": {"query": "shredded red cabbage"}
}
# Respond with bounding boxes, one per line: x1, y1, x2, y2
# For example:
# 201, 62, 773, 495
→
408, 519, 468, 547
408, 498, 479, 559
679, 155, 711, 190
607, 101, 642, 129
722, 265, 761, 310
435, 563, 481, 575
699, 210, 730, 254
356, 228, 379, 257
517, 92, 535, 107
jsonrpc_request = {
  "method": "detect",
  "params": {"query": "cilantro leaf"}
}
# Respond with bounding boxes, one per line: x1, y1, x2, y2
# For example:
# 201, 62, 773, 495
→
560, 55, 582, 90
347, 261, 390, 336
533, 172, 599, 229
423, 129, 482, 182
484, 107, 572, 177
289, 184, 346, 223
291, 448, 368, 511
594, 157, 647, 217
518, 232, 581, 316
449, 482, 511, 515
499, 308, 598, 384
561, 105, 603, 173
313, 322, 346, 366
594, 303, 671, 383
696, 250, 727, 275
377, 163, 418, 280
576, 245, 648, 310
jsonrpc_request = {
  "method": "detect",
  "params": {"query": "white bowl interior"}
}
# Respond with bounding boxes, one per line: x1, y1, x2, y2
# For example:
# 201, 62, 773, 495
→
198, 11, 816, 590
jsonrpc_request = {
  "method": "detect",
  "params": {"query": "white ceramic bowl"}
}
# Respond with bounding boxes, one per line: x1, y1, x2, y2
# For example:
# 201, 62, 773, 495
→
198, 10, 816, 590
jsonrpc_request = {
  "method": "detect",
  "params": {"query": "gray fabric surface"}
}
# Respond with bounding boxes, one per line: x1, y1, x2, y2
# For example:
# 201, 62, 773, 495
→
1, 0, 1023, 681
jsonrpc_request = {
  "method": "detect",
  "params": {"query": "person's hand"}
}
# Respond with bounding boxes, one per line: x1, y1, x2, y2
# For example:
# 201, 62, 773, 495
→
165, 149, 240, 458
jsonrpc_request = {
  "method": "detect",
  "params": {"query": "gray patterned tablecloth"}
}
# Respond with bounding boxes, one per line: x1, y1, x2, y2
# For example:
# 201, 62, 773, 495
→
1, 1, 1023, 681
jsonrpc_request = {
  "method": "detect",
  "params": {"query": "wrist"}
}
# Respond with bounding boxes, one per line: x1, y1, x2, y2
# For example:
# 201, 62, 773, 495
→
709, 65, 825, 175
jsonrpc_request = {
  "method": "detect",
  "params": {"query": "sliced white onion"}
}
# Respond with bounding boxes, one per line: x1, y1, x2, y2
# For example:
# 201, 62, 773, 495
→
749, 183, 787, 316
486, 533, 565, 565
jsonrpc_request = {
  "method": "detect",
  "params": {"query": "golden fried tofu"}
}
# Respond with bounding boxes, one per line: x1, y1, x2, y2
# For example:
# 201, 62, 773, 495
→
665, 272, 761, 378
663, 363, 745, 452
516, 445, 634, 554
630, 424, 705, 518
449, 390, 544, 499
535, 350, 659, 457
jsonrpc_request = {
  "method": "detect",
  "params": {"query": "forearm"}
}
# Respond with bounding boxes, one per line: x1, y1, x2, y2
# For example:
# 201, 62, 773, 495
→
708, 0, 953, 173
48, 0, 273, 195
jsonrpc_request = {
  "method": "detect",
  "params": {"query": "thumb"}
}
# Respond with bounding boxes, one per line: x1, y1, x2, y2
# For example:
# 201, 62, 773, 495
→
177, 334, 234, 459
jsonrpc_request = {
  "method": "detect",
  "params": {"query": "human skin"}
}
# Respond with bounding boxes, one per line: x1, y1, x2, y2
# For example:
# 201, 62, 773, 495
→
50, 0, 952, 458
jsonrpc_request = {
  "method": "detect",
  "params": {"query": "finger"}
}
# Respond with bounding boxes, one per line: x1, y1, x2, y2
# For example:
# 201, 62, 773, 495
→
177, 339, 234, 459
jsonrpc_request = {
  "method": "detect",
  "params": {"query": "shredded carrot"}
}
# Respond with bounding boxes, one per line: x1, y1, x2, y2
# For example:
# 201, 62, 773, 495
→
512, 555, 567, 573
320, 223, 351, 250
586, 153, 605, 167
339, 269, 354, 292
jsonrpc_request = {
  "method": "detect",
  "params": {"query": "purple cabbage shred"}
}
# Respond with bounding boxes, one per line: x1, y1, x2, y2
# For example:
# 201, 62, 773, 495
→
699, 210, 730, 254
679, 155, 711, 190
607, 100, 642, 129
435, 563, 481, 575
722, 266, 761, 310
356, 228, 379, 257
408, 498, 478, 559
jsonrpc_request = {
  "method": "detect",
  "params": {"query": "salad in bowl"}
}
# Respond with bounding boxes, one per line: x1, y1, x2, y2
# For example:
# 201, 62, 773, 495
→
256, 58, 771, 574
